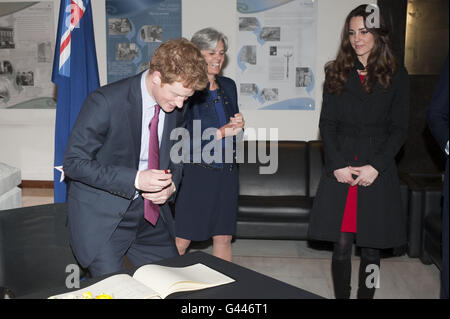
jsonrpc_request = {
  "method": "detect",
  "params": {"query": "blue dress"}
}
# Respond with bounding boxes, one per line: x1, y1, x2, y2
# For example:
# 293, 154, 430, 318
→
175, 77, 240, 241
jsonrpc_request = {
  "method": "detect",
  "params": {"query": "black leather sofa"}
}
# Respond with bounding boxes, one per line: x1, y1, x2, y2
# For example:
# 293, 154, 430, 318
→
235, 140, 411, 254
235, 140, 445, 264
399, 173, 443, 267
237, 141, 307, 239
423, 211, 442, 269
236, 140, 326, 240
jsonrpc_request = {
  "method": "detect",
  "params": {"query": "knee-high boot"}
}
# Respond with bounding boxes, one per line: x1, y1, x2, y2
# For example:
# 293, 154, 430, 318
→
331, 258, 352, 299
357, 249, 380, 299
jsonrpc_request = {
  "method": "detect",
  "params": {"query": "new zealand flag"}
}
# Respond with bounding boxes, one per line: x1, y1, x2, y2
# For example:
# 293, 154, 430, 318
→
52, 0, 99, 202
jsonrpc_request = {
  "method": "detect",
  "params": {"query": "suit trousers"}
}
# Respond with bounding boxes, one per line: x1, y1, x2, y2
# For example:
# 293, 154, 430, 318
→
88, 196, 178, 277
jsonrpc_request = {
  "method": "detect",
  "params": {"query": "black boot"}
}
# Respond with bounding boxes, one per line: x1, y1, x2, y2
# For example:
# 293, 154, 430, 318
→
331, 232, 354, 299
357, 248, 380, 299
331, 258, 352, 299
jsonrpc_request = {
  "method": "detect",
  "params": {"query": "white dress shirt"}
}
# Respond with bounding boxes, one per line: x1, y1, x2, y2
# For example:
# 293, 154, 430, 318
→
139, 69, 166, 171
134, 70, 166, 191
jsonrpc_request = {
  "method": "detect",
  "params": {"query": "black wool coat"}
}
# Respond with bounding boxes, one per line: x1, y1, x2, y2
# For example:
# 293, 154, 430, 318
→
308, 64, 409, 249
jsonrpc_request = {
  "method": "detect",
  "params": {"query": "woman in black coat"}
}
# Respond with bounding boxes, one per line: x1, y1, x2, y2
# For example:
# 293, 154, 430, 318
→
308, 5, 409, 299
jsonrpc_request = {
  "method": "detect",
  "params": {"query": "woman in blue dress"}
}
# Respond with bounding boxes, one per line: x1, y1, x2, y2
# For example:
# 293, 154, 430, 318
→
175, 28, 245, 261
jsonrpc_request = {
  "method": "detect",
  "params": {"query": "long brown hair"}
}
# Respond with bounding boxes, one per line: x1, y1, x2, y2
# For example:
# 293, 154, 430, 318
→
324, 4, 397, 95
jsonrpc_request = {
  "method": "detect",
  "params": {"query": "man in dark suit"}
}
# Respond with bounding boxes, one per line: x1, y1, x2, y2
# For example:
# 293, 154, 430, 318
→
427, 56, 449, 299
63, 38, 208, 277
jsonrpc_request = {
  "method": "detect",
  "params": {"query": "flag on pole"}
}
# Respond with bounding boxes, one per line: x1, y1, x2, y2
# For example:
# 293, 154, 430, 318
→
52, 0, 99, 202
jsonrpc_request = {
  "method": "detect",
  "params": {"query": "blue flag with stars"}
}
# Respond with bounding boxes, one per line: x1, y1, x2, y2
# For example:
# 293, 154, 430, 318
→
52, 0, 99, 202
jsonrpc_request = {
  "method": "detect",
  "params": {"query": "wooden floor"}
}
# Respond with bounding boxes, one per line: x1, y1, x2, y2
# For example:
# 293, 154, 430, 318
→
22, 187, 54, 207
20, 187, 441, 299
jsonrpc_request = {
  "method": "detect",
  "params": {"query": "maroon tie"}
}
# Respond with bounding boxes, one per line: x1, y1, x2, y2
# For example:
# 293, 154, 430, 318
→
144, 104, 160, 225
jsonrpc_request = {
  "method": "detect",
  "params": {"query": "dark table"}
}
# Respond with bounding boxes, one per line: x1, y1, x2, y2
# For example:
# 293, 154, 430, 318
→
23, 251, 322, 299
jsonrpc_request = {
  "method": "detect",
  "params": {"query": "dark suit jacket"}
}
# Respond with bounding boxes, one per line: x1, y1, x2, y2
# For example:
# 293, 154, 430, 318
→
63, 73, 184, 268
427, 57, 449, 154
427, 56, 449, 299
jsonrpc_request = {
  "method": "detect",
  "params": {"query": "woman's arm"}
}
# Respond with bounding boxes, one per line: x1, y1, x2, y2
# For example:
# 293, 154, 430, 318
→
319, 90, 348, 175
368, 68, 410, 174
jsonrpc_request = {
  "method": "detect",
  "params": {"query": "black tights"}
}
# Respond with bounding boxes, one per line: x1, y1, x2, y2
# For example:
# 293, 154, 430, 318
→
331, 232, 380, 299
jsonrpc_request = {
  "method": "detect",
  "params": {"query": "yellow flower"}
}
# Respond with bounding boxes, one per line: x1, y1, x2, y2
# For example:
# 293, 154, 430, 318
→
82, 292, 93, 299
95, 293, 113, 299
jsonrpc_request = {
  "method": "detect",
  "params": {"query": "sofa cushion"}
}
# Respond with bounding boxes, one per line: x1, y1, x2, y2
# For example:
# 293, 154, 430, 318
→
239, 141, 308, 196
236, 220, 310, 240
0, 187, 22, 210
0, 163, 21, 197
238, 195, 312, 222
424, 212, 442, 239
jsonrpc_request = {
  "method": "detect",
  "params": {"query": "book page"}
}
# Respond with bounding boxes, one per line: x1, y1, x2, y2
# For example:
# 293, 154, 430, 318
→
49, 274, 160, 299
133, 263, 235, 299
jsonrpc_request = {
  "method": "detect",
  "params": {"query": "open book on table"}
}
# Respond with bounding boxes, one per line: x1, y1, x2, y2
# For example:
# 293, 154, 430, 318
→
49, 263, 235, 299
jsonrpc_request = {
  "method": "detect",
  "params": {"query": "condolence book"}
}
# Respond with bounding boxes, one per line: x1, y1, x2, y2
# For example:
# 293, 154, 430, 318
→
49, 263, 235, 299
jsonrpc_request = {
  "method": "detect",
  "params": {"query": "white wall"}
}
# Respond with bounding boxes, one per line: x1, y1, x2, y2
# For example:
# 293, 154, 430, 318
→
0, 0, 375, 180
118, 0, 376, 142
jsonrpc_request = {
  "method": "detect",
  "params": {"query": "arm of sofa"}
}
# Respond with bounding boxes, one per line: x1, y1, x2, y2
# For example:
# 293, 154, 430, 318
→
398, 172, 443, 260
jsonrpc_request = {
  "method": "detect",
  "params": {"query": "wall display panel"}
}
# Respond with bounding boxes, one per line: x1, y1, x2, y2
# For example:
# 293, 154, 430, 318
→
105, 0, 181, 84
236, 0, 317, 110
0, 1, 55, 110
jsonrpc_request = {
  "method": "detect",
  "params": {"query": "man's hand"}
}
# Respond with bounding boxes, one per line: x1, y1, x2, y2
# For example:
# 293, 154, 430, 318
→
141, 182, 176, 205
137, 169, 172, 192
349, 165, 379, 187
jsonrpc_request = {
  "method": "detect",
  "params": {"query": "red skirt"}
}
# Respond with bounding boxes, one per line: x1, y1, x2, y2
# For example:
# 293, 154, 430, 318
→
341, 183, 357, 233
341, 156, 358, 233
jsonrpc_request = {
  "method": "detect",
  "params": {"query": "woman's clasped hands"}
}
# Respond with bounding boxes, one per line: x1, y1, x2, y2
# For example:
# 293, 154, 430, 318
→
334, 165, 379, 187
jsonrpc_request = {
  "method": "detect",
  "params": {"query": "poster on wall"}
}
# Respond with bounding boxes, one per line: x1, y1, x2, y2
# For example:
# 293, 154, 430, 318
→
0, 1, 55, 109
237, 0, 317, 110
105, 0, 181, 84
